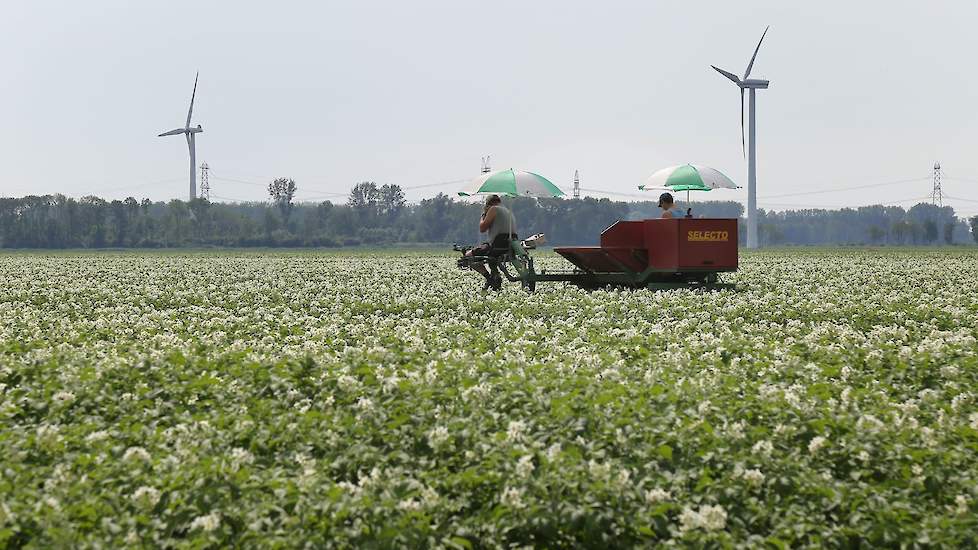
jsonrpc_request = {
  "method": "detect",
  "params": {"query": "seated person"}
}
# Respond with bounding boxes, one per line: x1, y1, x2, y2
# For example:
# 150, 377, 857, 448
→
465, 194, 517, 290
657, 192, 690, 218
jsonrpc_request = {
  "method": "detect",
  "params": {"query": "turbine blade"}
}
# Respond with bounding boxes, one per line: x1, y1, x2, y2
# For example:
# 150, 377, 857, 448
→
743, 26, 769, 80
740, 88, 746, 157
186, 71, 198, 128
711, 65, 741, 85
158, 128, 186, 137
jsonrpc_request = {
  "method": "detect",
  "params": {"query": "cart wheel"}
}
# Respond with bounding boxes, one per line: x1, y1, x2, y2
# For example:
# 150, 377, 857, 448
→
521, 278, 536, 293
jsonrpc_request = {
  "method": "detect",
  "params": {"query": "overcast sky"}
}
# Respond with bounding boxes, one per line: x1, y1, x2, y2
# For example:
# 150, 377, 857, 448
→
4, 1, 978, 215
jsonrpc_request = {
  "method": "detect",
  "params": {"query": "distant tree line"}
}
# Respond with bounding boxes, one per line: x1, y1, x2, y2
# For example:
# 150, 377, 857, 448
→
1, 182, 976, 248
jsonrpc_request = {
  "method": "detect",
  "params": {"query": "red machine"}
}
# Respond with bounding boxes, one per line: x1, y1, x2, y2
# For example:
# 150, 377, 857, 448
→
454, 217, 738, 291
542, 218, 738, 289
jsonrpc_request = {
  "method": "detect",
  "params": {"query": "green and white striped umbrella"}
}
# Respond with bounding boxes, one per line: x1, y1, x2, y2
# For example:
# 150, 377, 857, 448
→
459, 168, 564, 198
639, 164, 739, 202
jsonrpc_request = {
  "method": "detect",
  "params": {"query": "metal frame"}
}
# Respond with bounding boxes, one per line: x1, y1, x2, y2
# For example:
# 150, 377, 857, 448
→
455, 239, 735, 292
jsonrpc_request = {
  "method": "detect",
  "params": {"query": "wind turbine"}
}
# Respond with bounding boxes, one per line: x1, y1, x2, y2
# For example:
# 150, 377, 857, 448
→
712, 27, 769, 249
158, 72, 203, 201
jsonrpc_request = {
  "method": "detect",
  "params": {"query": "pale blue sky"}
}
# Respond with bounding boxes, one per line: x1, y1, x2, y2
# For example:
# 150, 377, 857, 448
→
3, 1, 977, 215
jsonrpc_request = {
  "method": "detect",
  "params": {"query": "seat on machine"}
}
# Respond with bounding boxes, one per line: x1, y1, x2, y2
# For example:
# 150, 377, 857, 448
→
487, 234, 518, 258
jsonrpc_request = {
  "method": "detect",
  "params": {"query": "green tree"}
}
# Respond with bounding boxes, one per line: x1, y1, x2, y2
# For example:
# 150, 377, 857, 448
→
890, 220, 910, 245
378, 184, 406, 220
349, 182, 379, 216
923, 220, 938, 244
943, 222, 955, 245
867, 226, 885, 244
110, 199, 128, 246
268, 178, 298, 229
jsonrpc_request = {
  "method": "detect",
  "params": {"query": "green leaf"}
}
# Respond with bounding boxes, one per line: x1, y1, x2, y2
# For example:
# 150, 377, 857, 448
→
448, 537, 473, 549
657, 444, 673, 461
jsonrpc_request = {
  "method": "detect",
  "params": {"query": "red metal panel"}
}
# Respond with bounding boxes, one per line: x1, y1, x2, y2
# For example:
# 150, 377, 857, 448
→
643, 219, 679, 270
554, 247, 625, 272
598, 221, 647, 272
558, 218, 738, 274
678, 219, 738, 270
600, 220, 645, 249
603, 248, 647, 272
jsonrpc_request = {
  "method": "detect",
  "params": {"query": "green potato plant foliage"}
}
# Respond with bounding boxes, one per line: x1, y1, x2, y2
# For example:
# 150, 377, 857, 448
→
0, 248, 976, 548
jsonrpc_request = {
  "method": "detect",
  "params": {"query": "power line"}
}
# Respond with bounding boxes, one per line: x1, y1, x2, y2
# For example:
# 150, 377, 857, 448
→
211, 172, 347, 199
210, 175, 266, 187
580, 175, 931, 203
294, 188, 347, 197
943, 194, 978, 204
579, 187, 648, 199
210, 194, 258, 203
86, 177, 186, 195
756, 176, 931, 200
300, 194, 345, 201
208, 171, 279, 183
402, 179, 467, 191
944, 175, 978, 185
761, 195, 934, 209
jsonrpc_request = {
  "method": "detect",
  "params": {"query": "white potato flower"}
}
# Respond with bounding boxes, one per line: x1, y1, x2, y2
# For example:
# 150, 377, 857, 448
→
500, 487, 526, 510
506, 420, 526, 443
189, 511, 222, 532
123, 446, 151, 463
427, 426, 451, 451
131, 486, 161, 509
52, 391, 75, 405
954, 495, 970, 515
743, 468, 765, 487
645, 488, 671, 504
679, 504, 727, 533
752, 440, 773, 456
808, 436, 827, 455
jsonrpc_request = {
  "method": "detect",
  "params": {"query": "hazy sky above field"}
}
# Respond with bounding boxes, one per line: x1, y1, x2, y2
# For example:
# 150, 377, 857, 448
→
3, 1, 978, 215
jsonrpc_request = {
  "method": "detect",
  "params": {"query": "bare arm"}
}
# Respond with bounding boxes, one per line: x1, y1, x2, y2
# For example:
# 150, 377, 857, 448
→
661, 210, 674, 219
480, 206, 497, 233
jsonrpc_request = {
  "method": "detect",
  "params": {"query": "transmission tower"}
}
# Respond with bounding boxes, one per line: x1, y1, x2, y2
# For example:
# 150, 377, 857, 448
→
199, 162, 210, 200
573, 170, 580, 199
481, 155, 491, 174
932, 162, 942, 206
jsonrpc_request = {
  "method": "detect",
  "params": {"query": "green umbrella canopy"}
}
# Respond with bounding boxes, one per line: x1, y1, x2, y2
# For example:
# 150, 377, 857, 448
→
639, 164, 738, 193
647, 182, 714, 192
459, 168, 565, 198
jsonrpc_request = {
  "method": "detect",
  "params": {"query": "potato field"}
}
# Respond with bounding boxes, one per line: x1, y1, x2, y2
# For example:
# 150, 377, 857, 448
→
1, 248, 977, 547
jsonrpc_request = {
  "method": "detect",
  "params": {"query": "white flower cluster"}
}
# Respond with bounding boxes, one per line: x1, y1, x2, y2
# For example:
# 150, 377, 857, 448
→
679, 504, 727, 533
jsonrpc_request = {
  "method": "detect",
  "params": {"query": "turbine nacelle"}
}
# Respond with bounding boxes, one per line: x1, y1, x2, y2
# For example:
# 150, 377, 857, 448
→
742, 79, 769, 89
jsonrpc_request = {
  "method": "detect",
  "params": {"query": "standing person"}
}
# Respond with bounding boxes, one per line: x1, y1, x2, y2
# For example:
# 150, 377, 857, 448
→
658, 192, 688, 219
465, 195, 517, 290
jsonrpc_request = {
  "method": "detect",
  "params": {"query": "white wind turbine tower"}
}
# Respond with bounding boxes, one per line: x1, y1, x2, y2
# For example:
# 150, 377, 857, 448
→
158, 72, 203, 201
712, 27, 770, 249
